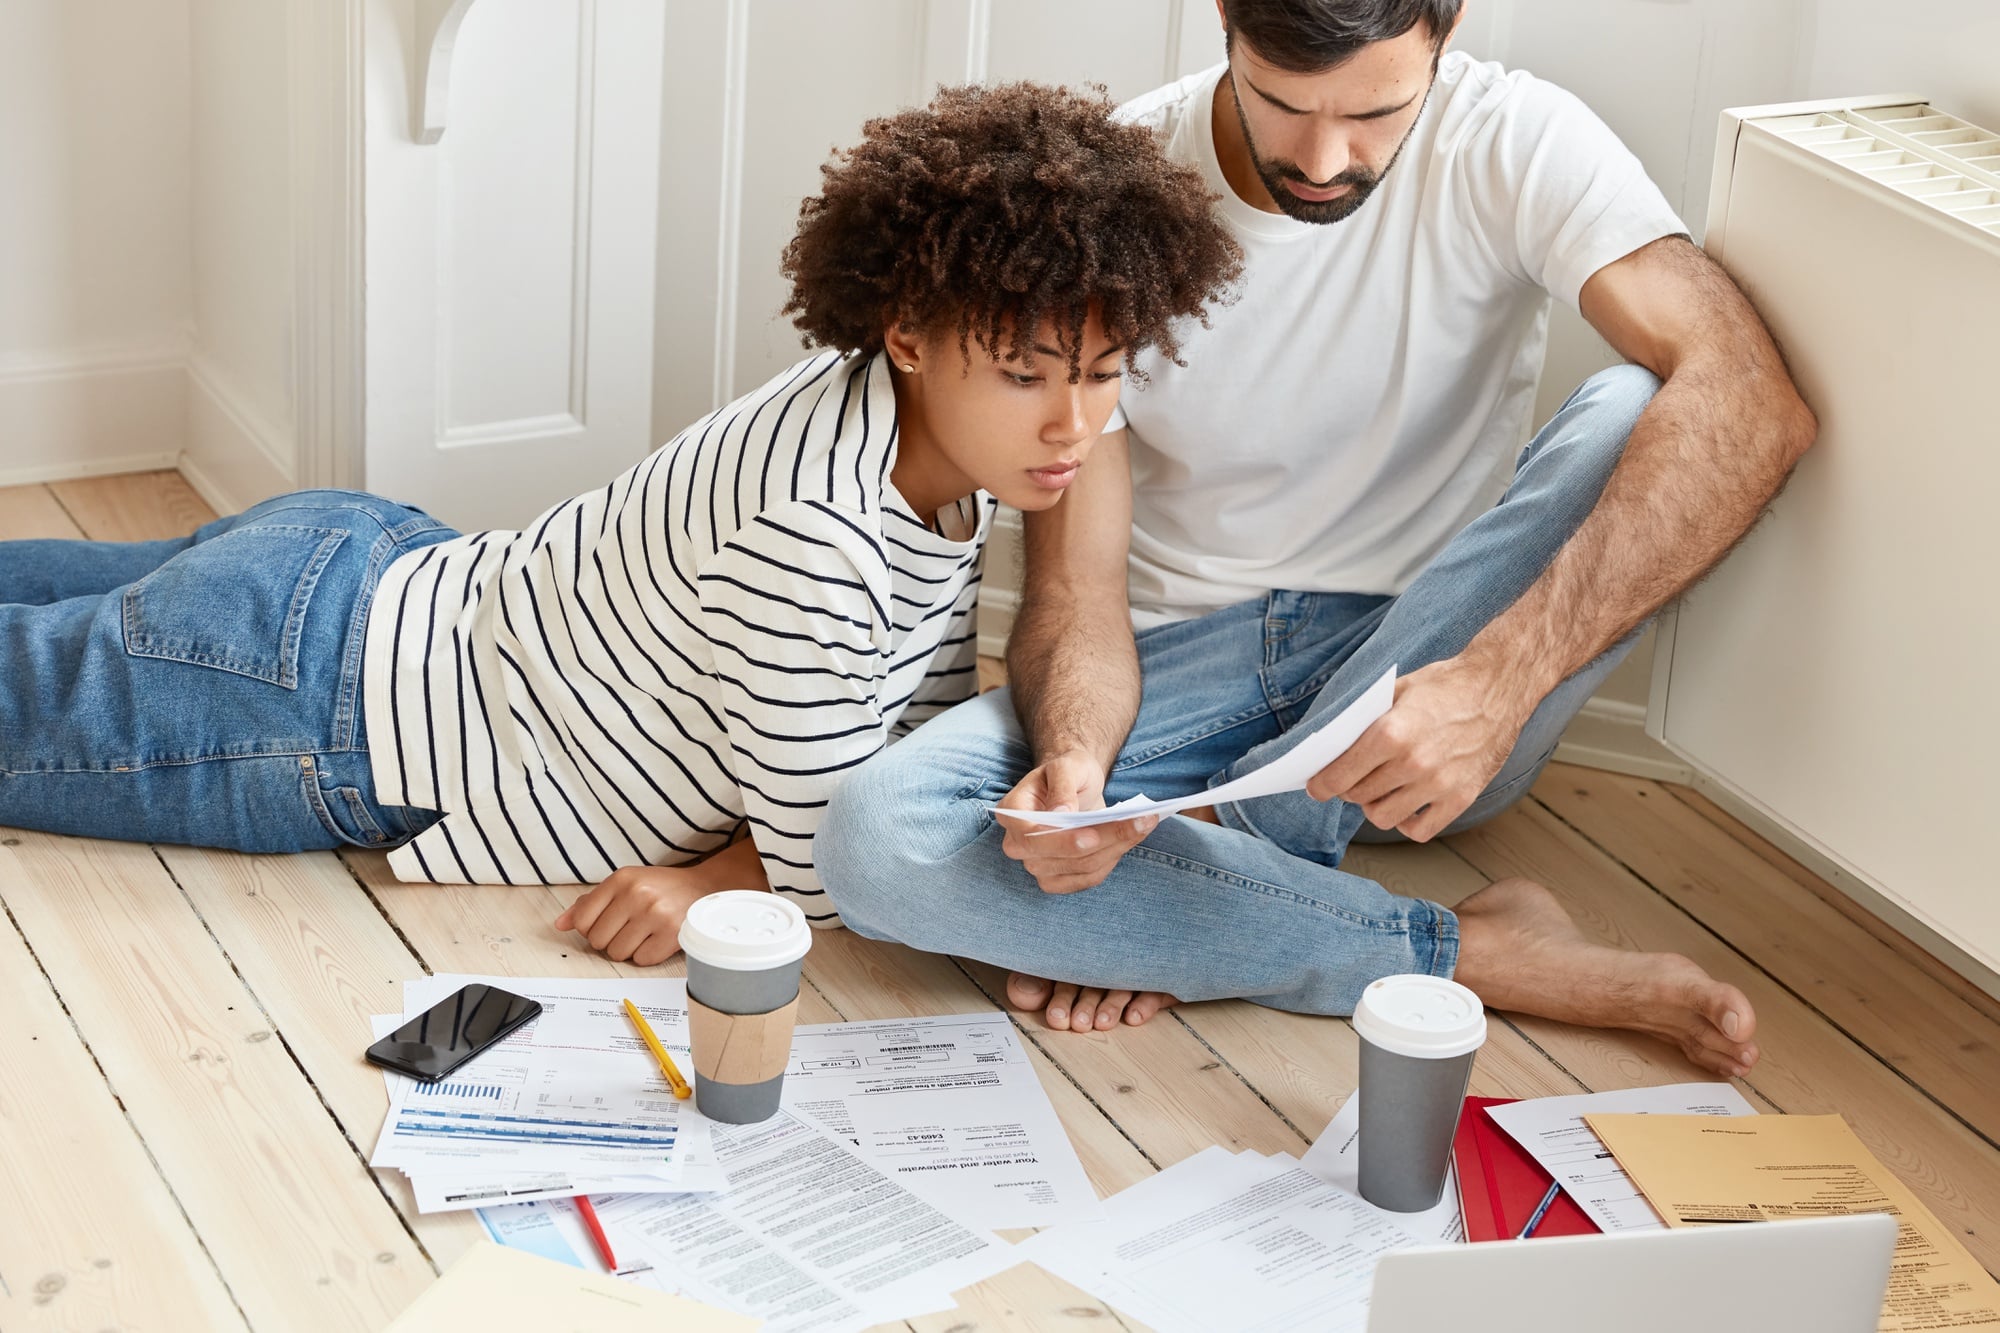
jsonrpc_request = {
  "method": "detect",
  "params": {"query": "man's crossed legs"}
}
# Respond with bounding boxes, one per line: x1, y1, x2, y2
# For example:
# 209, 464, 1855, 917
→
816, 367, 1759, 1076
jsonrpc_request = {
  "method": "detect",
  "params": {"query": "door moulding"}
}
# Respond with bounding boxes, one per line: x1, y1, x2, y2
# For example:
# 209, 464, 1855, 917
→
414, 0, 481, 145
292, 0, 367, 491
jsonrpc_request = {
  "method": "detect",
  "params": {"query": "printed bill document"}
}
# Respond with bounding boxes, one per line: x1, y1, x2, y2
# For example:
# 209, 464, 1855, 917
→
782, 1012, 1102, 1230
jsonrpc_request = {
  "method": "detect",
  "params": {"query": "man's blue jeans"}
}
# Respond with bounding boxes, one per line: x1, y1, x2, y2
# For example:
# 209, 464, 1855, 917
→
0, 490, 453, 853
815, 366, 1660, 1016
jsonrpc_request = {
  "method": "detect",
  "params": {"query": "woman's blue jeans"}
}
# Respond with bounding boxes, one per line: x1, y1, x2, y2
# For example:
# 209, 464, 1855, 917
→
815, 366, 1662, 1016
0, 489, 454, 853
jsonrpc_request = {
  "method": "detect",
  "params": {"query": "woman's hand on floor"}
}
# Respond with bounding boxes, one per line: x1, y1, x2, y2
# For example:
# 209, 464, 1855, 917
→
555, 867, 711, 966
557, 836, 771, 964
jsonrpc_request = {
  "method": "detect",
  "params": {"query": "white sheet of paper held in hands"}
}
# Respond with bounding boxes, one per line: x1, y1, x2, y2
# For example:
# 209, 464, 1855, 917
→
991, 665, 1397, 831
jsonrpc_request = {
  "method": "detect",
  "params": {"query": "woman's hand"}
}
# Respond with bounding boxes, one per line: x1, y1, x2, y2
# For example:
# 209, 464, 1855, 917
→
554, 867, 712, 965
555, 836, 770, 965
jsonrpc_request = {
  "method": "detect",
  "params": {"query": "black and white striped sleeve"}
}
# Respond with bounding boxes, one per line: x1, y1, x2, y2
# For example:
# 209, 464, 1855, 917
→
694, 501, 894, 923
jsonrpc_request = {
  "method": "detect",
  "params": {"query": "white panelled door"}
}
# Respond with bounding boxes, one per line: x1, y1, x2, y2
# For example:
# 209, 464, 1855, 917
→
363, 0, 665, 531
359, 0, 1219, 533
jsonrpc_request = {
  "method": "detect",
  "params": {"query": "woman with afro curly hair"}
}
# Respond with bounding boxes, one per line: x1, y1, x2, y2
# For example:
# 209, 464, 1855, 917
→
0, 82, 1240, 964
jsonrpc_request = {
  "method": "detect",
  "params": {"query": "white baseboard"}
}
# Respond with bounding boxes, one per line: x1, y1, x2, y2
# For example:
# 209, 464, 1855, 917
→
0, 342, 189, 483
1551, 698, 1694, 782
0, 449, 186, 489
181, 355, 296, 516
0, 344, 295, 515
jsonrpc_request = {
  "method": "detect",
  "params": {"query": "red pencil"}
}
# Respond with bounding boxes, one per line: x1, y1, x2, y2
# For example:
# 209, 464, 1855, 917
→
574, 1194, 617, 1271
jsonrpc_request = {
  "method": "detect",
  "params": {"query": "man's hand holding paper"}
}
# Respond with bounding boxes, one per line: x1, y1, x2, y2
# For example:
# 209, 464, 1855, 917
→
1307, 657, 1533, 843
993, 749, 1160, 896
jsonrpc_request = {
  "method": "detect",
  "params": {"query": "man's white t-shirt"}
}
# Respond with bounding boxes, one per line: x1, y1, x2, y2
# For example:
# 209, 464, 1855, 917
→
1112, 53, 1686, 627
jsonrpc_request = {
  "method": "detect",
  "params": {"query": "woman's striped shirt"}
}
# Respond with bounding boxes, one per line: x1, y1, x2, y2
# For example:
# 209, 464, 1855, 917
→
360, 350, 992, 923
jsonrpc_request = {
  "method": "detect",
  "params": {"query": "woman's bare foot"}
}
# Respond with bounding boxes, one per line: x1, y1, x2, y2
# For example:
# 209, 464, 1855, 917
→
1451, 877, 1761, 1077
1005, 972, 1180, 1032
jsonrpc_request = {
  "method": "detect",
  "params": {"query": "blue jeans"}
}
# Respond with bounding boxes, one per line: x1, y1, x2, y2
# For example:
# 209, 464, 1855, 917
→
0, 490, 454, 853
815, 366, 1660, 1015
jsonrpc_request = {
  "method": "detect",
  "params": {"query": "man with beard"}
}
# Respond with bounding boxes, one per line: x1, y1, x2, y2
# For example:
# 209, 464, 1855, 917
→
815, 0, 1814, 1079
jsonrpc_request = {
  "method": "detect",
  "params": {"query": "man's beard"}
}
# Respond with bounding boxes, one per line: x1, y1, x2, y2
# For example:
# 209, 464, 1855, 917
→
1228, 73, 1420, 225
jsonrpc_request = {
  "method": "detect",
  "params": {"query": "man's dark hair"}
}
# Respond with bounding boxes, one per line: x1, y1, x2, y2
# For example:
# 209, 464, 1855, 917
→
1222, 0, 1463, 73
782, 82, 1241, 381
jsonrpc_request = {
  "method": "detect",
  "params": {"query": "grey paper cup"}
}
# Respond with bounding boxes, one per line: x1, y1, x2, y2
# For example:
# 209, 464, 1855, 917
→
1353, 974, 1487, 1212
678, 891, 813, 1124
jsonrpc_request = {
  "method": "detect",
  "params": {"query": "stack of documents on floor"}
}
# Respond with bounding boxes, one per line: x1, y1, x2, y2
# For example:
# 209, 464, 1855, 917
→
1020, 1144, 1428, 1333
1019, 1081, 1761, 1331
475, 1009, 1108, 1332
370, 976, 717, 1210
370, 986, 1104, 1332
482, 1110, 1020, 1332
1005, 1087, 1472, 1333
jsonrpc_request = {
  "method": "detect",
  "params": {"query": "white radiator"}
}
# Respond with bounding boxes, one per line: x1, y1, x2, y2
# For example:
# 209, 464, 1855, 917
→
1650, 97, 2000, 981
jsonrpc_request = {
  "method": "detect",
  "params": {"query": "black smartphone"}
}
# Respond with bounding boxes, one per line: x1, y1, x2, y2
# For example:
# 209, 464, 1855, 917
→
364, 983, 543, 1083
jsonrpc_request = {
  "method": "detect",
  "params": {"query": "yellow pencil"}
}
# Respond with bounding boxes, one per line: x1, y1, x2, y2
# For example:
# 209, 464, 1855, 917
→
622, 997, 693, 1099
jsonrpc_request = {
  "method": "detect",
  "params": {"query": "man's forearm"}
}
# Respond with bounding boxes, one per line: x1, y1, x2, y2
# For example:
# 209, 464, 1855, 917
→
1007, 586, 1140, 773
1466, 339, 1815, 716
1006, 428, 1142, 776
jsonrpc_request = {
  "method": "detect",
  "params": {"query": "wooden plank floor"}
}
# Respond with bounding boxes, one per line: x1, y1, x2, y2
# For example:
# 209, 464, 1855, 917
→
3, 470, 1996, 1330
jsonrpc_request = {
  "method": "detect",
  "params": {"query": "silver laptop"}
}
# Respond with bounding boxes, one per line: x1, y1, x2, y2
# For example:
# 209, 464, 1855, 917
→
1368, 1214, 1897, 1333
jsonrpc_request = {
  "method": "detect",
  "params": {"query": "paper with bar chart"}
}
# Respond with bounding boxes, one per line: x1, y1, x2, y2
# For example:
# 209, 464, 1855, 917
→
370, 975, 702, 1179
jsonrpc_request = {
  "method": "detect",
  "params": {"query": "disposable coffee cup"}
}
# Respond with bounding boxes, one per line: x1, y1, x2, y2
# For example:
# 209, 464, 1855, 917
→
678, 891, 813, 1124
1353, 974, 1487, 1212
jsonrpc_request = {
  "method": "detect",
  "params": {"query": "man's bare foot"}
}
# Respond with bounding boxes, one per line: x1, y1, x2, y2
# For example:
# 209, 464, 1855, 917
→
1005, 972, 1180, 1032
1451, 877, 1760, 1077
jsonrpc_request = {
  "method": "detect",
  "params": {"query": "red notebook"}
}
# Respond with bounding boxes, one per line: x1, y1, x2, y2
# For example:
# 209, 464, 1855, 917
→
1453, 1096, 1601, 1242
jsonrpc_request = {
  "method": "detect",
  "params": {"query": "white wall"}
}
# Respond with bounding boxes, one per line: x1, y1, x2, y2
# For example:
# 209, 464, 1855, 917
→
1798, 0, 2000, 127
183, 0, 298, 509
0, 0, 192, 485
0, 0, 298, 506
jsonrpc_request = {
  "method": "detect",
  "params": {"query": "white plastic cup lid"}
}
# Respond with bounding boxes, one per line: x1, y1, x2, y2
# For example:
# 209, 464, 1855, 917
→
678, 891, 813, 971
1352, 974, 1487, 1059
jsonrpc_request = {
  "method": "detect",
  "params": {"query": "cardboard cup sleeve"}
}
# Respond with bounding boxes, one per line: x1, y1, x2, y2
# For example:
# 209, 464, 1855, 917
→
688, 994, 800, 1085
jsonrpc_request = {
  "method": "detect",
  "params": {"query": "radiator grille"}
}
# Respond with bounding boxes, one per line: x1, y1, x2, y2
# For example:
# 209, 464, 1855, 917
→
1760, 104, 2000, 235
